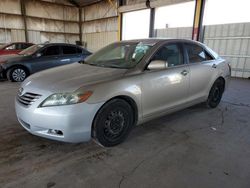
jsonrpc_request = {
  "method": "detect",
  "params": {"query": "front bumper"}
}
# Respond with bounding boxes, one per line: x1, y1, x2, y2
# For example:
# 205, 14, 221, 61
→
15, 98, 104, 143
0, 66, 6, 79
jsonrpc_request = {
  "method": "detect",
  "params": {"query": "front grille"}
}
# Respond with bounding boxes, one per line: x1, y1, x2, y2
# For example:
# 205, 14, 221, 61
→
17, 92, 42, 106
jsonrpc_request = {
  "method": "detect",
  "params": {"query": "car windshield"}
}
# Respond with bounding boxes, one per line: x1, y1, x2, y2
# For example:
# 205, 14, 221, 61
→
18, 44, 44, 56
84, 42, 152, 69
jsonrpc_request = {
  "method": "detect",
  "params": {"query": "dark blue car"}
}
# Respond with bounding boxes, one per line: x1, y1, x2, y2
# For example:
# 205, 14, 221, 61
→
0, 43, 91, 82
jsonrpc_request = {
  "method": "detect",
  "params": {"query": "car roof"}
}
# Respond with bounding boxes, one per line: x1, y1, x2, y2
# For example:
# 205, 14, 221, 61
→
118, 38, 204, 46
0, 42, 33, 48
39, 43, 84, 48
7, 42, 33, 44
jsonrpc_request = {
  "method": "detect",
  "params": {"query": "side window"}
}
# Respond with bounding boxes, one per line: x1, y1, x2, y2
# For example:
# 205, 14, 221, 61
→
151, 44, 184, 67
62, 46, 77, 55
76, 47, 83, 54
5, 44, 16, 50
16, 43, 23, 50
21, 43, 32, 49
82, 49, 90, 55
185, 43, 213, 63
42, 46, 61, 56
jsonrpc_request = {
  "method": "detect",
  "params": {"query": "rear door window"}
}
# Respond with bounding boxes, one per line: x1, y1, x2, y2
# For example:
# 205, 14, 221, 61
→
42, 46, 61, 56
62, 46, 77, 55
16, 43, 23, 50
21, 43, 32, 49
185, 43, 213, 63
76, 47, 83, 54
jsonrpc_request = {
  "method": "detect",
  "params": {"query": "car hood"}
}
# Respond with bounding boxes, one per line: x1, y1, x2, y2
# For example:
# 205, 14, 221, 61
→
0, 54, 26, 64
0, 54, 19, 62
23, 63, 127, 92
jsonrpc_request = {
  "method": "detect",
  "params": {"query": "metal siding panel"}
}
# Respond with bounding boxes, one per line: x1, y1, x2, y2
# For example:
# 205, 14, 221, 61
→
243, 23, 250, 36
239, 39, 249, 55
82, 18, 118, 34
0, 0, 21, 15
11, 29, 25, 42
0, 29, 11, 43
233, 39, 241, 55
28, 30, 41, 43
83, 1, 117, 21
218, 39, 226, 55
154, 27, 192, 39
0, 14, 24, 29
215, 25, 222, 37
84, 32, 117, 52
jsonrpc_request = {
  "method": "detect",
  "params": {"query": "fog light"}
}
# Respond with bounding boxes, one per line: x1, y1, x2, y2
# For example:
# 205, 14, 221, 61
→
48, 129, 63, 136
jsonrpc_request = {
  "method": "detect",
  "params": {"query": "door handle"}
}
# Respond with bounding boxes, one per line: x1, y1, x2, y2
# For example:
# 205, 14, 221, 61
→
61, 59, 70, 62
212, 64, 217, 68
181, 70, 189, 76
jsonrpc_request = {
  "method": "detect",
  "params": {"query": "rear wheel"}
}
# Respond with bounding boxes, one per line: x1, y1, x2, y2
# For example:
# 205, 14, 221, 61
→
7, 67, 28, 82
93, 99, 134, 147
206, 79, 224, 108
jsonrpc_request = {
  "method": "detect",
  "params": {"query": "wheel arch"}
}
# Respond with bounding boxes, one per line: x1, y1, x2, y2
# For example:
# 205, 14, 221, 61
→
91, 95, 139, 138
216, 76, 225, 92
6, 64, 30, 75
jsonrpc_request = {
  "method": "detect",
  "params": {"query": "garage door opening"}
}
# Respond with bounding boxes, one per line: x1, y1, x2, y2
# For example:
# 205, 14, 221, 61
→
122, 9, 150, 40
154, 1, 196, 39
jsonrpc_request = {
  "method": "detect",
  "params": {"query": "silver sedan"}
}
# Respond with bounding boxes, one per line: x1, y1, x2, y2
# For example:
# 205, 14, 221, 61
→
15, 39, 231, 147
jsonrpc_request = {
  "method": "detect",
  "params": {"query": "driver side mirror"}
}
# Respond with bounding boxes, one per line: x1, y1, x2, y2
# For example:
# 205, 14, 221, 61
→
148, 60, 168, 70
36, 53, 42, 57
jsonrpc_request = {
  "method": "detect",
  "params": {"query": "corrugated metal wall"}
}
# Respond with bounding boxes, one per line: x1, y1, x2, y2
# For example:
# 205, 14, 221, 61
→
155, 27, 193, 39
155, 22, 250, 78
81, 1, 118, 52
0, 0, 79, 44
204, 23, 250, 78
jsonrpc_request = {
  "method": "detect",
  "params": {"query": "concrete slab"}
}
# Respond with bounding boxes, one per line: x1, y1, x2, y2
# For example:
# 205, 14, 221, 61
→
0, 78, 249, 188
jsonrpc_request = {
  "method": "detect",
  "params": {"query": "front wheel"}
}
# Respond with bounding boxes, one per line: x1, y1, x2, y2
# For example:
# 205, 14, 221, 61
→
206, 79, 224, 108
7, 67, 28, 82
93, 99, 134, 147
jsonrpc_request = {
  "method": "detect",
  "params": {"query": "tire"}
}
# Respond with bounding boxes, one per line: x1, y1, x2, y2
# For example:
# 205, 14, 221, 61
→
206, 79, 224, 108
93, 99, 134, 147
7, 67, 28, 82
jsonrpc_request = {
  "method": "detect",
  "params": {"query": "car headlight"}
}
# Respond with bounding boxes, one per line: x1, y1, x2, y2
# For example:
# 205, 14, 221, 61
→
39, 91, 93, 107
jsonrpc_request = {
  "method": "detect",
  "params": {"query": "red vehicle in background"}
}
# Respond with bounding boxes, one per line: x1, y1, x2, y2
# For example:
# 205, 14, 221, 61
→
0, 42, 34, 56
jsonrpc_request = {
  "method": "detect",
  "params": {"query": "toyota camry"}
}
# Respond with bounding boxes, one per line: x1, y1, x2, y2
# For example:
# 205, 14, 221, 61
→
15, 39, 231, 147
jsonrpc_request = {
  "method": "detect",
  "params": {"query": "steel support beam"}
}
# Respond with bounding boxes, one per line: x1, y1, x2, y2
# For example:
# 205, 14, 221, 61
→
149, 8, 155, 38
118, 0, 125, 41
20, 0, 28, 42
79, 7, 83, 44
192, 0, 206, 41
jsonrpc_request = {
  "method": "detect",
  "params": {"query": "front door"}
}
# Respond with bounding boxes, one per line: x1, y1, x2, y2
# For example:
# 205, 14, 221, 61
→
31, 45, 61, 73
142, 43, 190, 118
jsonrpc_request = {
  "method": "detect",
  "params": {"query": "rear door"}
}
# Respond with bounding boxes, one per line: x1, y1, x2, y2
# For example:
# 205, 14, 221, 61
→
21, 43, 33, 50
142, 42, 190, 118
184, 43, 219, 101
31, 45, 61, 73
60, 45, 82, 65
15, 43, 24, 53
